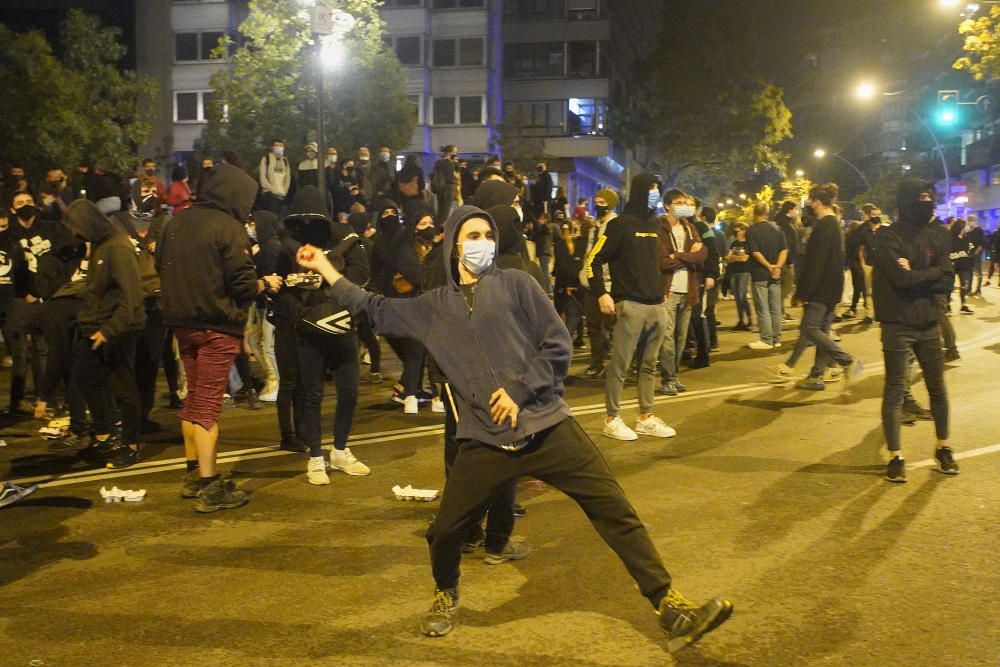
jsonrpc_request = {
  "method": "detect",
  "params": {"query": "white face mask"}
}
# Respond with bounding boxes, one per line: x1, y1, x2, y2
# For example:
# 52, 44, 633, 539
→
673, 204, 696, 219
459, 239, 496, 275
326, 154, 338, 166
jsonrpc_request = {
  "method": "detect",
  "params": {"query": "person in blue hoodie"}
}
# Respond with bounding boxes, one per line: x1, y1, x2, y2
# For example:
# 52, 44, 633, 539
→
294, 205, 732, 652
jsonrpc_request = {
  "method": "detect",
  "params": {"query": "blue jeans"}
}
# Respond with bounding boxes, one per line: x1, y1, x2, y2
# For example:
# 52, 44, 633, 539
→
658, 292, 691, 381
751, 280, 783, 345
731, 273, 752, 324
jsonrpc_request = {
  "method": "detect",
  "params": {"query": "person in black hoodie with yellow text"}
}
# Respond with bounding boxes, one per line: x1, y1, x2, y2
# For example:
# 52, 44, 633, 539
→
63, 199, 145, 470
874, 179, 957, 483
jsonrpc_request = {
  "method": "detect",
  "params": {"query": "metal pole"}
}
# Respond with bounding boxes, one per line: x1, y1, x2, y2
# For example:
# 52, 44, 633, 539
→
830, 153, 872, 190
315, 41, 327, 210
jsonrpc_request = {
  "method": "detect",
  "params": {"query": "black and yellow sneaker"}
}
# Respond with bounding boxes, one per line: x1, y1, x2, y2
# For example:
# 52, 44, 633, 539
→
657, 588, 733, 653
106, 444, 139, 470
420, 588, 458, 637
935, 446, 959, 475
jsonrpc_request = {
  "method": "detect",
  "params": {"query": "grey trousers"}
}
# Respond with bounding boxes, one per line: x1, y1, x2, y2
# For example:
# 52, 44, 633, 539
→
658, 292, 691, 381
605, 300, 667, 416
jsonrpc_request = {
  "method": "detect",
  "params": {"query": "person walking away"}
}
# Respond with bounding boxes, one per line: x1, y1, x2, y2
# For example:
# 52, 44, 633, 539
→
746, 202, 788, 350
296, 205, 733, 650
158, 163, 282, 511
873, 178, 957, 483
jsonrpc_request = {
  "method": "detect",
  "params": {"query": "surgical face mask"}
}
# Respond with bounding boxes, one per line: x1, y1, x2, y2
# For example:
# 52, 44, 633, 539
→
673, 204, 696, 218
379, 152, 391, 162
326, 154, 338, 166
459, 239, 495, 275
416, 226, 437, 242
15, 204, 36, 221
647, 190, 661, 211
273, 146, 284, 157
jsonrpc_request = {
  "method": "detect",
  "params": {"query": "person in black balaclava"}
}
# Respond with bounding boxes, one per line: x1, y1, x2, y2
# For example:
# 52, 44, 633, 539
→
872, 178, 957, 483
280, 185, 371, 483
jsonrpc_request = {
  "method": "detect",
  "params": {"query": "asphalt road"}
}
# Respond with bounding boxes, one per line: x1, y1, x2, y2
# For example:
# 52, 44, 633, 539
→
2, 290, 999, 666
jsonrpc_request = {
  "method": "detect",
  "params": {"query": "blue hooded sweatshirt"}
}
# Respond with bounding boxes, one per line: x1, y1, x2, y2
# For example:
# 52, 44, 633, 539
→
328, 204, 572, 447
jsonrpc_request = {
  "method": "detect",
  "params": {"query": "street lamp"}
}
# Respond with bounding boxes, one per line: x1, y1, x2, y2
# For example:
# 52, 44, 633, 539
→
794, 169, 805, 178
855, 81, 877, 102
738, 193, 747, 201
813, 147, 872, 190
725, 198, 734, 206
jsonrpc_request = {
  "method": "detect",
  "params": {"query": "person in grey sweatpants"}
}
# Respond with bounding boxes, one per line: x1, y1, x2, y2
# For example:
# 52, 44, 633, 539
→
606, 301, 667, 418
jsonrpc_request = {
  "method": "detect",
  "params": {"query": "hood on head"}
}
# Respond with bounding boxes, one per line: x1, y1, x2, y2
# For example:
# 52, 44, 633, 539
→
624, 173, 662, 216
443, 205, 499, 288
252, 210, 280, 245
347, 212, 369, 236
896, 178, 936, 225
63, 199, 113, 244
284, 185, 334, 248
403, 199, 435, 236
373, 197, 404, 236
471, 179, 518, 210
197, 162, 258, 223
485, 204, 524, 256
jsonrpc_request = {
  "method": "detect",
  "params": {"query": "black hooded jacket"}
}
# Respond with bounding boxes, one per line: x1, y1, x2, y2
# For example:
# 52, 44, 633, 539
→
584, 173, 664, 305
487, 204, 546, 289
273, 186, 369, 327
63, 199, 145, 339
872, 178, 954, 327
157, 163, 260, 336
472, 179, 518, 211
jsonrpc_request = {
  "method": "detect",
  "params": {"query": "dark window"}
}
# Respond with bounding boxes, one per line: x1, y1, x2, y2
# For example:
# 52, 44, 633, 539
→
567, 41, 598, 77
433, 0, 483, 8
384, 0, 422, 6
504, 42, 564, 78
459, 96, 482, 124
458, 38, 483, 66
432, 39, 456, 67
433, 97, 456, 125
175, 92, 199, 121
202, 91, 215, 119
200, 31, 224, 60
395, 36, 422, 65
174, 33, 199, 61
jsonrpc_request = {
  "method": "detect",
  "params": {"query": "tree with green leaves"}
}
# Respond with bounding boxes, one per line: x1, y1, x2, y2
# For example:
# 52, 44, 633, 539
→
609, 5, 792, 193
0, 10, 157, 177
200, 0, 415, 170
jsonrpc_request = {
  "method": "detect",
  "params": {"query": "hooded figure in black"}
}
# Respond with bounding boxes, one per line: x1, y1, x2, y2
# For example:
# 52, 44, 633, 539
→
280, 184, 371, 480
296, 203, 732, 643
111, 177, 171, 432
872, 178, 956, 480
63, 199, 145, 469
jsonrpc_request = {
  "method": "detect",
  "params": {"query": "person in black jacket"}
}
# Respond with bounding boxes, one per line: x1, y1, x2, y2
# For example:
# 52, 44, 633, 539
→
685, 200, 720, 369
585, 173, 676, 442
949, 218, 975, 314
158, 163, 281, 512
873, 178, 957, 483
63, 199, 146, 470
784, 183, 862, 391
282, 185, 371, 484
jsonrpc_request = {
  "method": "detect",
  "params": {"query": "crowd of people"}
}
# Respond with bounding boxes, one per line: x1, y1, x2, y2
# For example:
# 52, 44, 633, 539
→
1, 143, 990, 649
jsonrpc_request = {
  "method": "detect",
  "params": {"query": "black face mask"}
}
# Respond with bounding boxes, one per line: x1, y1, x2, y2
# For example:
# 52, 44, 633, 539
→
595, 205, 609, 217
381, 215, 400, 228
139, 194, 160, 214
869, 216, 881, 225
202, 166, 213, 172
416, 227, 437, 242
144, 168, 156, 176
15, 204, 36, 221
910, 200, 936, 225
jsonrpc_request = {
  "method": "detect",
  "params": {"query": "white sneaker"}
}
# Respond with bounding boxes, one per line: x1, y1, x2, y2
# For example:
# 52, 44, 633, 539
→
307, 456, 330, 485
822, 367, 844, 383
603, 416, 638, 441
331, 447, 371, 476
258, 382, 278, 402
403, 395, 418, 414
431, 398, 445, 413
362, 351, 371, 365
765, 363, 794, 381
634, 414, 677, 438
748, 340, 774, 350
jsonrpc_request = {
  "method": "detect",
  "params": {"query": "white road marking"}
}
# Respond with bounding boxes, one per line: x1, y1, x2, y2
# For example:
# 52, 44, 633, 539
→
911, 443, 1000, 469
10, 328, 1000, 489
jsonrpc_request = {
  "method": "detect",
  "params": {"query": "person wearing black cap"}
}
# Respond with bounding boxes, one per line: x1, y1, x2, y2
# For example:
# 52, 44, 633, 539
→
873, 178, 958, 483
295, 204, 733, 651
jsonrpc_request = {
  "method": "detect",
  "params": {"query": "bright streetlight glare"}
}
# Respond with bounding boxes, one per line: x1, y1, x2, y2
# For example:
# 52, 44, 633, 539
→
794, 169, 805, 178
855, 81, 877, 101
726, 198, 734, 205
940, 110, 956, 123
813, 148, 827, 159
939, 0, 960, 6
738, 193, 747, 200
320, 40, 344, 69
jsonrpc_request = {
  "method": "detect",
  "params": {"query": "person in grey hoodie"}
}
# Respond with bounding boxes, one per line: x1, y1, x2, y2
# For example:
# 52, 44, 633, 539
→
294, 204, 732, 651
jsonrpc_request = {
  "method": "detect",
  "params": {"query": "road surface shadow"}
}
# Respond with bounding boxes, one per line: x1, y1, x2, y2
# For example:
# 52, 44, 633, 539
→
0, 496, 97, 588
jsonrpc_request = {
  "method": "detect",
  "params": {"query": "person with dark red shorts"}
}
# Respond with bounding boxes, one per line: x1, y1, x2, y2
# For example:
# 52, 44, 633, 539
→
158, 163, 282, 512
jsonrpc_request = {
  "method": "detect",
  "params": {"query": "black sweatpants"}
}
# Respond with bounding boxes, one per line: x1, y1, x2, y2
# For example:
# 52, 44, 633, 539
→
426, 416, 672, 609
134, 305, 165, 421
274, 322, 303, 443
297, 331, 360, 455
73, 332, 140, 445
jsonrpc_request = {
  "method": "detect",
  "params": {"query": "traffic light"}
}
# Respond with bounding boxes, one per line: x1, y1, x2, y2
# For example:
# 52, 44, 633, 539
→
937, 90, 959, 126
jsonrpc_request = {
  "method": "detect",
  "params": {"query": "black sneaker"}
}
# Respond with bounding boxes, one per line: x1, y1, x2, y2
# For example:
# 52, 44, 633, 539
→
167, 393, 184, 409
960, 305, 974, 315
194, 478, 249, 513
902, 401, 933, 421
862, 316, 874, 325
105, 444, 139, 470
944, 349, 961, 362
935, 446, 960, 475
140, 419, 162, 434
657, 589, 733, 653
461, 523, 485, 553
420, 588, 459, 637
512, 503, 528, 518
886, 456, 906, 483
279, 438, 307, 453
79, 436, 118, 463
244, 390, 263, 410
